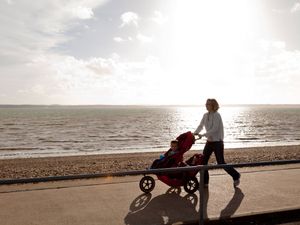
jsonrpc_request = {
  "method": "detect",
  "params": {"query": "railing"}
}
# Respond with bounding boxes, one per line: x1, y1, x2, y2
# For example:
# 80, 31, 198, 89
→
1, 159, 300, 225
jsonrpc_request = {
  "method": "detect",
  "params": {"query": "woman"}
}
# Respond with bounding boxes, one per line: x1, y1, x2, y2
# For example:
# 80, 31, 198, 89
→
194, 98, 240, 187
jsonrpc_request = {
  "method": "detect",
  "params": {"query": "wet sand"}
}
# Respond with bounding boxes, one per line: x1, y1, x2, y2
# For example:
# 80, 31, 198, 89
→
0, 145, 299, 179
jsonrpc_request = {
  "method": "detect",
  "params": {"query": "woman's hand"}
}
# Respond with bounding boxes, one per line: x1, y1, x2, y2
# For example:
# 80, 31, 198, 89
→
194, 133, 202, 139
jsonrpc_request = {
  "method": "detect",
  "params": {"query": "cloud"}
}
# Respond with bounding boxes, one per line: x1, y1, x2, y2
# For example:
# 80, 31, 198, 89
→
259, 40, 286, 51
113, 37, 125, 42
136, 33, 153, 43
256, 47, 300, 81
6, 54, 117, 104
31, 85, 46, 95
0, 0, 110, 104
253, 40, 300, 102
2, 51, 165, 104
0, 0, 108, 66
85, 57, 116, 75
291, 2, 300, 13
151, 11, 168, 25
114, 34, 152, 44
120, 11, 139, 27
70, 6, 94, 19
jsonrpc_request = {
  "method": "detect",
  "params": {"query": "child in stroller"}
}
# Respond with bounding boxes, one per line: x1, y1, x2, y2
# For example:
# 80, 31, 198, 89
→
139, 131, 204, 194
150, 139, 185, 170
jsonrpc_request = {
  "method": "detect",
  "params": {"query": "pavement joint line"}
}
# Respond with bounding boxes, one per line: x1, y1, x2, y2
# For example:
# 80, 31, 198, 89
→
1, 164, 299, 187
0, 183, 103, 194
2, 166, 300, 194
209, 165, 300, 176
0, 176, 165, 193
0, 179, 141, 194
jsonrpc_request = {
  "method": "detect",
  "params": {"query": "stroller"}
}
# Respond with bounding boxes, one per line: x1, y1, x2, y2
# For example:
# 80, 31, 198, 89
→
139, 131, 204, 194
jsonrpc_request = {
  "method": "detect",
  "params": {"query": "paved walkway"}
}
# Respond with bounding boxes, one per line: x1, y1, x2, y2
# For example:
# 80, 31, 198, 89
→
0, 164, 299, 225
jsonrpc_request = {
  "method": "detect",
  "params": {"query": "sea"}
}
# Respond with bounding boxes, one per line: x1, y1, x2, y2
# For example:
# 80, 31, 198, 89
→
0, 105, 300, 159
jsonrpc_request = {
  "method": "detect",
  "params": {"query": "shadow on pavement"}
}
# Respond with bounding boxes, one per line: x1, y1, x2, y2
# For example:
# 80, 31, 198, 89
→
220, 187, 244, 219
124, 187, 203, 225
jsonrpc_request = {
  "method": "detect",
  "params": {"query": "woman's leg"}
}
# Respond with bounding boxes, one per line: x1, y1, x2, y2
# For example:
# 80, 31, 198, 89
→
202, 142, 214, 184
214, 142, 240, 180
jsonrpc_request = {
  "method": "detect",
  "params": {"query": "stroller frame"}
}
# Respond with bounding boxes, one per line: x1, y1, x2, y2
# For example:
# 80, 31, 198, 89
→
139, 131, 203, 194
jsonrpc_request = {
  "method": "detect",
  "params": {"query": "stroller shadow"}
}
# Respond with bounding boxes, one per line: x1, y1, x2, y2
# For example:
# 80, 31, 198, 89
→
220, 187, 244, 219
124, 187, 199, 225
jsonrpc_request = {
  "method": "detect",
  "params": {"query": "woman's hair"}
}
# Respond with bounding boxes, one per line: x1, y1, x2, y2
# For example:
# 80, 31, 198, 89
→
207, 98, 219, 111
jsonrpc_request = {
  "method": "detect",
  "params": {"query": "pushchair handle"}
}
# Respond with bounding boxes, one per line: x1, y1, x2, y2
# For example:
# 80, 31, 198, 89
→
194, 134, 202, 140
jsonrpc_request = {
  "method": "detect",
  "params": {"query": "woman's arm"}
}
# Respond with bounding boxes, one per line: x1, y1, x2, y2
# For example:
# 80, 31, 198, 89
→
194, 114, 206, 134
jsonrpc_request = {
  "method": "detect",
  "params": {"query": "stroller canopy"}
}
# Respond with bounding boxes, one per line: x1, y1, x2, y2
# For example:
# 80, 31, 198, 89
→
176, 131, 195, 154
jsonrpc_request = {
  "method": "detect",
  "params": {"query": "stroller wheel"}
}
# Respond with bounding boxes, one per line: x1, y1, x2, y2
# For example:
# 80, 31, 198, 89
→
184, 177, 199, 194
139, 176, 155, 193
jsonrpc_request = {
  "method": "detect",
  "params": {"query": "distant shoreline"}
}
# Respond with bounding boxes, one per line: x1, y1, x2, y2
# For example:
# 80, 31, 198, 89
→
0, 104, 300, 108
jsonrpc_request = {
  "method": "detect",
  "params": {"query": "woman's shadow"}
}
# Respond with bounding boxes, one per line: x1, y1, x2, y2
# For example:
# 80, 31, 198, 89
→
220, 187, 244, 219
124, 187, 201, 225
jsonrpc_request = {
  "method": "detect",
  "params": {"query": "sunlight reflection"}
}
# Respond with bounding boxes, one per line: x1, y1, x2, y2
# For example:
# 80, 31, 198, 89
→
174, 106, 256, 149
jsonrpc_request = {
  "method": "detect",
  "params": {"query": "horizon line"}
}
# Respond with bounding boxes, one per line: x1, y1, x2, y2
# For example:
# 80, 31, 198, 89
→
0, 103, 300, 107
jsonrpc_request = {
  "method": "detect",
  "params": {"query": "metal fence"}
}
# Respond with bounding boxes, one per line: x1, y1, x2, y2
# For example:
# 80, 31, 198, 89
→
1, 159, 300, 225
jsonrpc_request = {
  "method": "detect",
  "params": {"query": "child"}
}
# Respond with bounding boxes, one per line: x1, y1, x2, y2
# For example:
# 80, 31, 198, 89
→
151, 139, 182, 169
165, 139, 188, 168
165, 140, 179, 157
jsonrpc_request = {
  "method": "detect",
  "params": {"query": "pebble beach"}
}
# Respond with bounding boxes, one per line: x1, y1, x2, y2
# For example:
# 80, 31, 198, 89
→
1, 145, 300, 179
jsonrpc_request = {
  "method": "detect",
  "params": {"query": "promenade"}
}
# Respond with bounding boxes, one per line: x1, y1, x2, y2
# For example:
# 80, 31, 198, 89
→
0, 164, 299, 225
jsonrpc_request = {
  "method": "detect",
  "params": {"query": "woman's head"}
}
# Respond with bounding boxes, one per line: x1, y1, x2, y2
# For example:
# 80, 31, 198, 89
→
205, 98, 219, 112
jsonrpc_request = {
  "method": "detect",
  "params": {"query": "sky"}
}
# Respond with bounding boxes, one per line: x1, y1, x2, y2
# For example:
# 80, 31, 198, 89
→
1, 0, 300, 105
